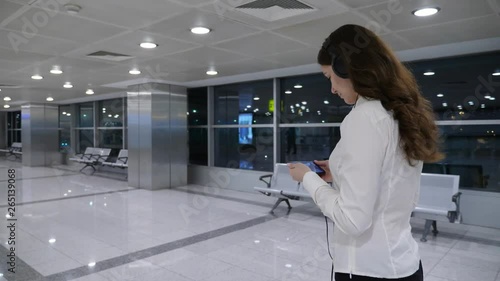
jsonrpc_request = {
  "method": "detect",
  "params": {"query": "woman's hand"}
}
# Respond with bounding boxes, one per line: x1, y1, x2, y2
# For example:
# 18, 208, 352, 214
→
288, 163, 311, 182
314, 160, 333, 182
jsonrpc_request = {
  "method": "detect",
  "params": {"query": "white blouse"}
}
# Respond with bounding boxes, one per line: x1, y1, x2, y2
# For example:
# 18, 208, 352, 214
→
302, 95, 423, 278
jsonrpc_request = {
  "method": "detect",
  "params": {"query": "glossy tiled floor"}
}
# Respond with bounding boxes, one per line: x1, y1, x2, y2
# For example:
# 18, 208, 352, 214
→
1, 160, 500, 281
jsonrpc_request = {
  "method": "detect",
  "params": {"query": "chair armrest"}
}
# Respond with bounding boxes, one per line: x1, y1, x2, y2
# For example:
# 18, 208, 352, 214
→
117, 157, 128, 164
259, 174, 273, 188
450, 192, 462, 223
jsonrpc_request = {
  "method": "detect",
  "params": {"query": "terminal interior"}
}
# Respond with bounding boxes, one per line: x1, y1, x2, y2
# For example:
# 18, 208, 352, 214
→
0, 0, 500, 280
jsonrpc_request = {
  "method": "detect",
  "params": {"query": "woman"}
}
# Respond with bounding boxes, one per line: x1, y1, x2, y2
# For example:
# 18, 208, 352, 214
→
288, 24, 443, 281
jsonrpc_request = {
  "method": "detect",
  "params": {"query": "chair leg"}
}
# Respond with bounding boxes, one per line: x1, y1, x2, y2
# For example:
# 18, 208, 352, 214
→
270, 198, 285, 213
284, 199, 292, 209
432, 220, 439, 236
421, 220, 433, 242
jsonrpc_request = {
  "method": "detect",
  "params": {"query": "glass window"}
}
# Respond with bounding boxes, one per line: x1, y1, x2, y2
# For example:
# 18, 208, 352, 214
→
280, 127, 341, 163
214, 80, 273, 125
407, 52, 500, 120
59, 130, 70, 149
99, 99, 124, 127
280, 74, 350, 124
14, 111, 21, 129
424, 125, 500, 192
59, 105, 71, 128
7, 111, 21, 129
188, 88, 208, 126
189, 128, 208, 165
78, 102, 94, 127
98, 129, 123, 149
214, 128, 273, 172
77, 129, 94, 153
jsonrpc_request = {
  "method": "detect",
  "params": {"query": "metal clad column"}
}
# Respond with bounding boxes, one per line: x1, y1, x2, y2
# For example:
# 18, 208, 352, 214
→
127, 83, 187, 190
21, 104, 59, 166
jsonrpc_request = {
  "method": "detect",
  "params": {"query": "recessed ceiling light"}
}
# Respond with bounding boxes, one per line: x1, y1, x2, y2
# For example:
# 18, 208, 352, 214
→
3, 105, 10, 109
129, 69, 141, 75
437, 93, 444, 98
253, 97, 260, 100
468, 101, 474, 106
140, 42, 158, 49
88, 262, 96, 267
64, 4, 81, 15
294, 84, 303, 89
423, 71, 435, 76
86, 89, 94, 95
246, 105, 251, 108
301, 101, 307, 105
442, 102, 448, 107
50, 66, 63, 74
206, 70, 218, 75
49, 238, 56, 244
412, 7, 440, 17
191, 27, 211, 35
481, 104, 486, 108
46, 97, 54, 102
3, 97, 11, 101
457, 105, 463, 109
63, 82, 73, 89
490, 97, 496, 100
493, 71, 500, 76
31, 75, 43, 80
485, 95, 492, 99
285, 90, 292, 94
324, 100, 330, 104
295, 103, 300, 107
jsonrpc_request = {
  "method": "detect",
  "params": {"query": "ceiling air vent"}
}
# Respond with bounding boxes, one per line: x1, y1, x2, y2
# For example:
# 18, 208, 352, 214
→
0, 84, 22, 88
236, 0, 315, 21
86, 51, 133, 62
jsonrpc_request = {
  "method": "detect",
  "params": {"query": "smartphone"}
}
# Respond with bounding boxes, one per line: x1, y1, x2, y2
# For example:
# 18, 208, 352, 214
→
296, 161, 325, 175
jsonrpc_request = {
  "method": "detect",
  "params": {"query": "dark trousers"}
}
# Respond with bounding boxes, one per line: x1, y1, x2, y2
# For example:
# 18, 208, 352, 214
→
335, 262, 423, 281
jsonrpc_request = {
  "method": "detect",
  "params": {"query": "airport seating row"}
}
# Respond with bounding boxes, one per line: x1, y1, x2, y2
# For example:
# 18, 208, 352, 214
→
69, 148, 128, 174
254, 163, 462, 242
0, 142, 22, 160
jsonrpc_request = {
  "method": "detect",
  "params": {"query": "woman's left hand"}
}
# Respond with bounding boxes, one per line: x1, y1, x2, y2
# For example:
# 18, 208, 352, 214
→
288, 163, 311, 182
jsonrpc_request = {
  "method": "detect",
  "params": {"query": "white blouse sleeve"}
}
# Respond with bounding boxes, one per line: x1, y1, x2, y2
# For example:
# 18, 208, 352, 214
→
302, 111, 388, 237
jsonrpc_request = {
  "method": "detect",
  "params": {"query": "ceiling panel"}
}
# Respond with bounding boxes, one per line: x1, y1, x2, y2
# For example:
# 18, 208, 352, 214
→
272, 12, 385, 49
0, 28, 78, 56
379, 33, 415, 51
396, 15, 500, 48
357, 0, 497, 32
16, 57, 118, 79
168, 0, 218, 8
44, 0, 189, 29
204, 58, 288, 76
135, 57, 201, 75
0, 58, 35, 72
0, 1, 26, 26
336, 0, 389, 9
262, 47, 318, 67
164, 46, 247, 67
5, 0, 35, 5
3, 7, 127, 43
0, 46, 53, 64
213, 31, 308, 57
143, 9, 261, 44
64, 31, 199, 61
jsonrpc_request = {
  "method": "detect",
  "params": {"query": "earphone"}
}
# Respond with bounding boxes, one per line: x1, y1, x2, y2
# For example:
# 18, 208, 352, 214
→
322, 37, 349, 79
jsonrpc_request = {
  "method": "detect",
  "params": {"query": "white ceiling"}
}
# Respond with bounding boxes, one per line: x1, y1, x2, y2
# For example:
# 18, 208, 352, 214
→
0, 0, 499, 107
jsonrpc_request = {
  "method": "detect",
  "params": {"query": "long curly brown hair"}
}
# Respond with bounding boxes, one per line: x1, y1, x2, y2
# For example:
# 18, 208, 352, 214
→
318, 24, 444, 164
